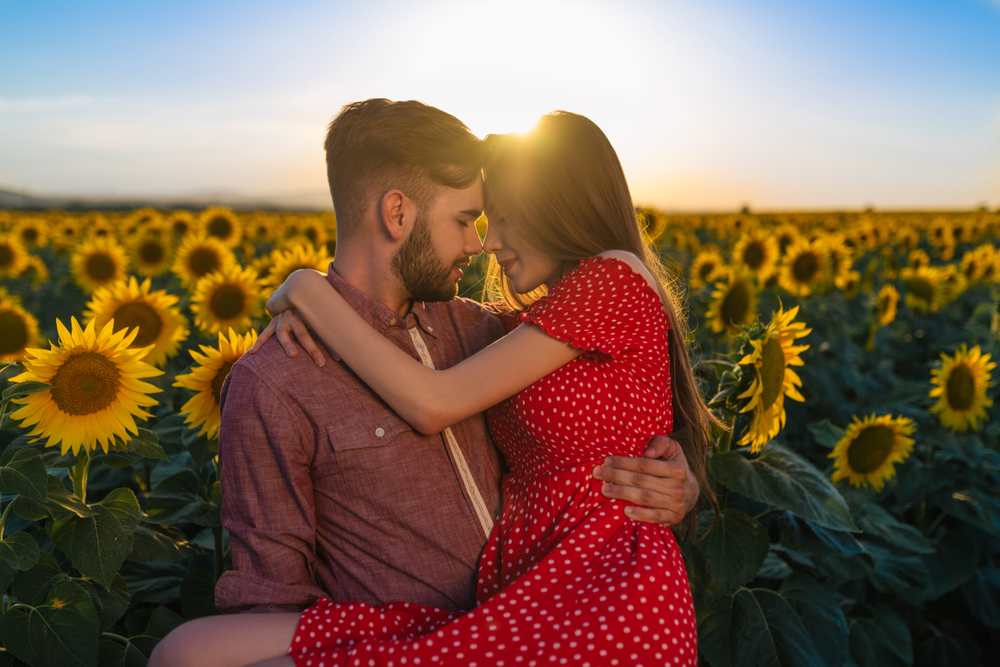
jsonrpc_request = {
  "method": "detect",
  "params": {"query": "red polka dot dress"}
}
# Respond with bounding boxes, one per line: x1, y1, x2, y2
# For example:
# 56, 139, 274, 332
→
289, 256, 698, 667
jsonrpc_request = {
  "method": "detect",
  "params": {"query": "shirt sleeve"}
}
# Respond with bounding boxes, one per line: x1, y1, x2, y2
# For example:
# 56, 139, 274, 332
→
214, 363, 328, 614
519, 256, 668, 362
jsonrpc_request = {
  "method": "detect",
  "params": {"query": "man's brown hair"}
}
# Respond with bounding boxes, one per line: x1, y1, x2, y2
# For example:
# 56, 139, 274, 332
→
324, 99, 488, 240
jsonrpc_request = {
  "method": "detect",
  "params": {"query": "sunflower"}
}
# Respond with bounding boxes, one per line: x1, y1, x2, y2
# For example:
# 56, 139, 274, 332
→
929, 344, 995, 433
0, 233, 30, 279
8, 318, 162, 456
129, 233, 173, 276
736, 305, 811, 452
894, 226, 920, 250
774, 224, 800, 255
636, 207, 668, 244
249, 254, 276, 282
732, 230, 780, 280
51, 216, 82, 251
70, 236, 129, 292
174, 328, 258, 438
927, 217, 954, 249
876, 284, 899, 326
779, 238, 829, 296
16, 254, 49, 285
190, 266, 263, 335
907, 248, 930, 270
690, 248, 726, 290
0, 293, 41, 361
84, 276, 189, 367
950, 216, 973, 245
197, 207, 243, 247
171, 235, 237, 289
900, 265, 946, 312
246, 213, 279, 244
84, 215, 116, 240
14, 217, 49, 248
169, 210, 196, 238
707, 272, 758, 334
829, 414, 916, 491
267, 241, 332, 287
836, 270, 861, 298
294, 215, 329, 248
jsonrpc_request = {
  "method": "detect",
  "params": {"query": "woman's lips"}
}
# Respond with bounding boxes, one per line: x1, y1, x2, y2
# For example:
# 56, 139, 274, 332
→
498, 258, 516, 274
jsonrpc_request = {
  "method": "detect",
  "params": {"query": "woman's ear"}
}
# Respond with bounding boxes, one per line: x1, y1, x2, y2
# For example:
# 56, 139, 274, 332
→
380, 189, 417, 241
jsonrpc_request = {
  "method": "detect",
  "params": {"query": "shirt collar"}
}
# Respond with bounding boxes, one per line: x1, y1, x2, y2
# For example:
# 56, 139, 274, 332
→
326, 266, 439, 340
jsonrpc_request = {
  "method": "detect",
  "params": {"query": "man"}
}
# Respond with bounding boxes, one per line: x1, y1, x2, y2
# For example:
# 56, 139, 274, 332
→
213, 98, 700, 616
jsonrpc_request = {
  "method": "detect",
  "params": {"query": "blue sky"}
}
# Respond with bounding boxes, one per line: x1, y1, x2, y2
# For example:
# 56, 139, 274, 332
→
1, 0, 998, 210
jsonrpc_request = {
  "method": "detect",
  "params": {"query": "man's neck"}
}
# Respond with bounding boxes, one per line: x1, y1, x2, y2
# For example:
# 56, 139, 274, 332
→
331, 248, 414, 318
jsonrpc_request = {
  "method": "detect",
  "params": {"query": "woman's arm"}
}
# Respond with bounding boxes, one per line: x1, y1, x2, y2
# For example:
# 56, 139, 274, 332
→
270, 270, 582, 435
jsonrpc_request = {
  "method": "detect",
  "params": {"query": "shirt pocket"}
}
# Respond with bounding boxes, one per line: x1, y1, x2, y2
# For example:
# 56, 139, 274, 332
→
322, 412, 441, 520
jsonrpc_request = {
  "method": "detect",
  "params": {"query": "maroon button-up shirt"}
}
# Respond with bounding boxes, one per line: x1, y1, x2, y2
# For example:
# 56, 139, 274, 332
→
215, 266, 506, 614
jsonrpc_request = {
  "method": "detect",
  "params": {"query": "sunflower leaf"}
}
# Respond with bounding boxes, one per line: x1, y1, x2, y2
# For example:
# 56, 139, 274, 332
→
121, 428, 168, 462
696, 509, 769, 601
12, 474, 94, 522
98, 606, 185, 666
77, 573, 131, 633
180, 568, 218, 619
962, 568, 1000, 628
778, 512, 870, 560
697, 587, 825, 667
856, 503, 934, 553
47, 488, 141, 590
127, 520, 202, 563
710, 445, 858, 532
0, 380, 52, 409
10, 550, 71, 606
778, 573, 850, 667
923, 531, 977, 600
0, 448, 47, 501
0, 531, 41, 592
848, 604, 912, 667
914, 631, 982, 667
865, 541, 930, 606
0, 579, 100, 667
807, 419, 845, 449
146, 470, 220, 527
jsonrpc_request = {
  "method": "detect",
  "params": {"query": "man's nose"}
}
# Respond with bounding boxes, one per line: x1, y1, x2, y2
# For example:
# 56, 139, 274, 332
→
465, 224, 484, 255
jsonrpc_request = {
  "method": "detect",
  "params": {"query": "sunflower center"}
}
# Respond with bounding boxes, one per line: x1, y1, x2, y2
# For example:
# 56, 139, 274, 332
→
139, 240, 166, 265
21, 228, 39, 244
210, 284, 247, 320
846, 425, 895, 474
85, 253, 116, 282
698, 261, 717, 281
0, 245, 13, 268
113, 302, 164, 348
208, 217, 233, 239
173, 220, 190, 236
50, 351, 122, 416
792, 253, 820, 283
779, 235, 793, 253
743, 242, 766, 270
907, 277, 934, 302
946, 363, 976, 411
188, 248, 221, 278
759, 337, 786, 411
212, 360, 236, 407
721, 282, 751, 328
0, 309, 28, 355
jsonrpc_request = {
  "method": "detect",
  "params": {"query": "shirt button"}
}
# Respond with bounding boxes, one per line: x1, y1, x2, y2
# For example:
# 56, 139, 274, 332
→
427, 325, 434, 332
389, 317, 396, 325
375, 427, 385, 438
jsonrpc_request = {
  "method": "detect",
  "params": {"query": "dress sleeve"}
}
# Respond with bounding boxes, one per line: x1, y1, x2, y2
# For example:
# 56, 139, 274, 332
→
519, 255, 669, 361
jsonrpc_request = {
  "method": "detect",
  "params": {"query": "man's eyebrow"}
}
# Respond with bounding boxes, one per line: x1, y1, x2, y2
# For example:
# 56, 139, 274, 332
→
459, 209, 483, 218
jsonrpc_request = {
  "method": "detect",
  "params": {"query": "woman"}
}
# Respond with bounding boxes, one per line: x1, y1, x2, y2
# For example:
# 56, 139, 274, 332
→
167, 111, 716, 667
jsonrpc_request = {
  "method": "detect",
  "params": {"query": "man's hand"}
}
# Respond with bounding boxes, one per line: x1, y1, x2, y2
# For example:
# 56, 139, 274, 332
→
592, 435, 700, 526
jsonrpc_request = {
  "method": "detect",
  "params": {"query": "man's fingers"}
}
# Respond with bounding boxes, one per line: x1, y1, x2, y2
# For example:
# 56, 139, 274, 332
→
597, 455, 683, 478
623, 505, 682, 526
644, 435, 680, 459
600, 481, 683, 510
250, 321, 278, 353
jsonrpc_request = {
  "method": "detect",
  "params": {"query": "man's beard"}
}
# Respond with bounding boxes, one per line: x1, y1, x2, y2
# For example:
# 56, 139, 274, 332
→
391, 212, 460, 303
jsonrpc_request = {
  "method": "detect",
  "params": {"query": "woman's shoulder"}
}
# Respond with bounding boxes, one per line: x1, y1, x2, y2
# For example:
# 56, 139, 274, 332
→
593, 250, 662, 300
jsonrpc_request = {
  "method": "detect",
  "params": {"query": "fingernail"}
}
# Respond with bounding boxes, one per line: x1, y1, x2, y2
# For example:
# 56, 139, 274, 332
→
625, 507, 634, 518
604, 457, 611, 465
644, 447, 655, 456
317, 358, 325, 367
600, 483, 610, 495
592, 465, 604, 478
287, 348, 296, 356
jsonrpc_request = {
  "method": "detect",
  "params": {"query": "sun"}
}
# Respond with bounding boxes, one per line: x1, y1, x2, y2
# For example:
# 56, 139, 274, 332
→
929, 344, 995, 432
8, 317, 163, 456
736, 305, 811, 452
83, 276, 190, 367
174, 328, 258, 439
829, 414, 916, 491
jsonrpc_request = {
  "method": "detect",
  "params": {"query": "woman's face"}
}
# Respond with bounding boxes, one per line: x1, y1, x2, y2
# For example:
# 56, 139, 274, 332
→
483, 209, 566, 293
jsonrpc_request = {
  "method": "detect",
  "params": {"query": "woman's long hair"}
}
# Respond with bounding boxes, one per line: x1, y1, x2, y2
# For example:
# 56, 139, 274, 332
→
483, 111, 721, 529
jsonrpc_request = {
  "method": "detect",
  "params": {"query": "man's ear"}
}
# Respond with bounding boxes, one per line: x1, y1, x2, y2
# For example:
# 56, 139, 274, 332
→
380, 189, 417, 241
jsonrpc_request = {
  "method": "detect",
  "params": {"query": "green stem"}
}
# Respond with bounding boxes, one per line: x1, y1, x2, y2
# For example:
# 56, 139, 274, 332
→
753, 508, 784, 522
70, 454, 92, 503
101, 632, 131, 644
213, 525, 225, 579
0, 496, 14, 540
925, 511, 947, 537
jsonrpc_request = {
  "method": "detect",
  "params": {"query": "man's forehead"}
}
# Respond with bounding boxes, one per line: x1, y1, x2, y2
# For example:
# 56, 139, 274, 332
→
437, 178, 483, 213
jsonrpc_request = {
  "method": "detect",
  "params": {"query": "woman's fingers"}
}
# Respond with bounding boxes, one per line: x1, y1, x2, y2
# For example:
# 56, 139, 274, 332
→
249, 319, 279, 354
285, 311, 326, 367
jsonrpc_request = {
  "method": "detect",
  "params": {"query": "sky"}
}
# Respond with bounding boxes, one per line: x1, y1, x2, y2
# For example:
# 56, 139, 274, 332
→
1, 0, 999, 211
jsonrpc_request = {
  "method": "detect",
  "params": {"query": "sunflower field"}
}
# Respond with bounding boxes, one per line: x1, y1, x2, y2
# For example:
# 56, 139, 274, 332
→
0, 206, 998, 667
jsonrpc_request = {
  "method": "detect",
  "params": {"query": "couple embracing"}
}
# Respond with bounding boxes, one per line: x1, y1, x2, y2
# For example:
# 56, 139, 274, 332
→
151, 98, 717, 666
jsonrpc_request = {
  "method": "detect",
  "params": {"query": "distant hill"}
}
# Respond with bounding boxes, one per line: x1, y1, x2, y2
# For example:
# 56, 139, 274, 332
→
0, 187, 333, 211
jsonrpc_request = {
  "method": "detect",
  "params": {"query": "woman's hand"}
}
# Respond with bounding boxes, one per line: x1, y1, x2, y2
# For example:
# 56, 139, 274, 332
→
249, 309, 327, 367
